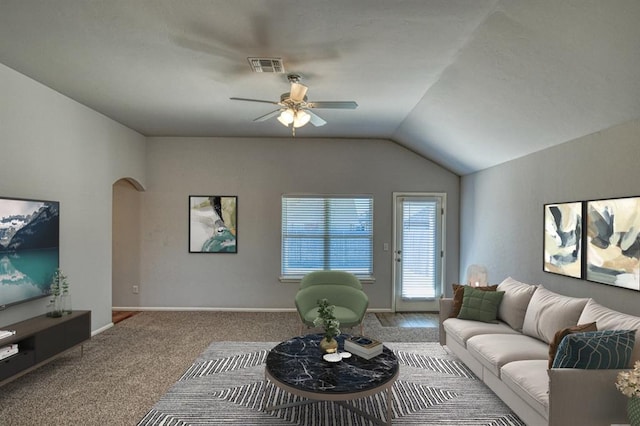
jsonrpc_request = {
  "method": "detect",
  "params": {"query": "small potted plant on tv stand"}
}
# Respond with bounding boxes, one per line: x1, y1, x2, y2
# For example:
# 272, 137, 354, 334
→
47, 268, 71, 317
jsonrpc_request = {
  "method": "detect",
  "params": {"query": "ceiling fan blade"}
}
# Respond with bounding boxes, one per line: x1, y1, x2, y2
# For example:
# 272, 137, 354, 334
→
253, 109, 282, 122
290, 83, 308, 102
307, 110, 327, 127
307, 101, 358, 109
230, 97, 279, 105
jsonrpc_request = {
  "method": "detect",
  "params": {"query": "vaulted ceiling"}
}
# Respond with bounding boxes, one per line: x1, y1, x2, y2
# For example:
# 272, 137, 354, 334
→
1, 1, 639, 175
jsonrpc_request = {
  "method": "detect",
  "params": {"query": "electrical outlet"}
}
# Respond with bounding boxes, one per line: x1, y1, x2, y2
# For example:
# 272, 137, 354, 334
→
132, 285, 139, 294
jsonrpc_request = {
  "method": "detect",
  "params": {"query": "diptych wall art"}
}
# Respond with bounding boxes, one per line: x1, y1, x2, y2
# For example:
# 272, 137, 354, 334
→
189, 196, 237, 253
543, 196, 640, 291
543, 202, 583, 279
586, 197, 640, 290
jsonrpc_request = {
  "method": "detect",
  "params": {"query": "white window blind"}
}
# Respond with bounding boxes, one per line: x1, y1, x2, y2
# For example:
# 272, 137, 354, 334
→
281, 195, 373, 278
401, 199, 438, 299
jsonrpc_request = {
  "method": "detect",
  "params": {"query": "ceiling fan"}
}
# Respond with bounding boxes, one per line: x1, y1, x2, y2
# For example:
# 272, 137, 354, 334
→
230, 73, 358, 135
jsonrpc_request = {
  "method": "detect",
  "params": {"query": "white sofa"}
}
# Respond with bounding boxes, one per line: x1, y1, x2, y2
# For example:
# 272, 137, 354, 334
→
439, 277, 640, 426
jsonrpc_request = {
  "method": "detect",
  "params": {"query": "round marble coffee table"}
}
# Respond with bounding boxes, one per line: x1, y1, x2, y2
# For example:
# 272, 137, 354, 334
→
264, 334, 399, 425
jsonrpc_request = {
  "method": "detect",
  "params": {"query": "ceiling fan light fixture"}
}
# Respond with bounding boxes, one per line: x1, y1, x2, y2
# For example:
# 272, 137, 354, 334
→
290, 82, 308, 102
293, 110, 310, 128
277, 108, 295, 126
230, 73, 357, 134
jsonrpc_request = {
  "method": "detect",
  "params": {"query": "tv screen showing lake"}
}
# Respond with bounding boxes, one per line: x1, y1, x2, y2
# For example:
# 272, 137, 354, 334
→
0, 197, 60, 308
0, 249, 59, 306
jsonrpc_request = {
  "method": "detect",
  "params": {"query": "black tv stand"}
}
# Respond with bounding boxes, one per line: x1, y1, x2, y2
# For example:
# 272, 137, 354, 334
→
0, 310, 91, 386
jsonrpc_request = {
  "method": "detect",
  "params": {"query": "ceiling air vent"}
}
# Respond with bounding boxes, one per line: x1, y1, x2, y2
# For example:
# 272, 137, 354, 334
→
248, 57, 285, 73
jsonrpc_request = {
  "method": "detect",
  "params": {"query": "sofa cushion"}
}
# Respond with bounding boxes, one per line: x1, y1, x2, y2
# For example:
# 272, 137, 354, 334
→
501, 360, 549, 418
522, 286, 589, 344
467, 334, 549, 377
552, 329, 636, 369
578, 299, 640, 365
497, 277, 538, 331
548, 322, 597, 369
457, 286, 505, 323
450, 283, 498, 318
443, 317, 519, 347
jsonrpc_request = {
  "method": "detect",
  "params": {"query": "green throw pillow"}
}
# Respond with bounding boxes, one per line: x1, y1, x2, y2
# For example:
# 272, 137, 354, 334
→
552, 329, 636, 369
450, 283, 498, 318
457, 286, 505, 323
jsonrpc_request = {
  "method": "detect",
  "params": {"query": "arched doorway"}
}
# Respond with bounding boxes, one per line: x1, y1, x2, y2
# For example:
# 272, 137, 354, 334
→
112, 178, 144, 317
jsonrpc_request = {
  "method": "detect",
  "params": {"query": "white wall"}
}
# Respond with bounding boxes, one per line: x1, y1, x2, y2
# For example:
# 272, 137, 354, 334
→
136, 137, 460, 310
0, 63, 146, 331
0, 62, 459, 326
460, 118, 640, 315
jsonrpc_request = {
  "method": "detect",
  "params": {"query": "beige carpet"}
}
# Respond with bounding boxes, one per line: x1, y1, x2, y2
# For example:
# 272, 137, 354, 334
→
0, 311, 436, 425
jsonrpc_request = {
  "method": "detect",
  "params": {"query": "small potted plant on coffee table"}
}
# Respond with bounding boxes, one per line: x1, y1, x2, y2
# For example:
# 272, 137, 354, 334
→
313, 298, 341, 354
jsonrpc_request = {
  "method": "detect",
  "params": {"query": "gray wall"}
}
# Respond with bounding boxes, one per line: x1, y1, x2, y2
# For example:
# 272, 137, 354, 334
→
0, 63, 146, 331
460, 118, 640, 315
112, 179, 143, 307
132, 137, 460, 310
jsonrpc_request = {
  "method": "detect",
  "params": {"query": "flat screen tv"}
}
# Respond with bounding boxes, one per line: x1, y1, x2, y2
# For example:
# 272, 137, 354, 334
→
0, 196, 59, 310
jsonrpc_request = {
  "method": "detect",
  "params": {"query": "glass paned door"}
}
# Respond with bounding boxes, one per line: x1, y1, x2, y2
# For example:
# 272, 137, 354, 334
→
393, 193, 445, 312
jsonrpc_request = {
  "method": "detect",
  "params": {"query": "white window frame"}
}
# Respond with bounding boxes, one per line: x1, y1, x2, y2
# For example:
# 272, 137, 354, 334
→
280, 194, 374, 282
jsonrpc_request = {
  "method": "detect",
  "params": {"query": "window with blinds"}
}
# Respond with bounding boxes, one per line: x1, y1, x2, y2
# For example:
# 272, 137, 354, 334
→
281, 195, 373, 278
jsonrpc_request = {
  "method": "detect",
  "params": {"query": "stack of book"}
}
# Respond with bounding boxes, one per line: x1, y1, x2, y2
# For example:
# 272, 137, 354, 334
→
344, 336, 383, 360
0, 343, 18, 361
0, 329, 16, 340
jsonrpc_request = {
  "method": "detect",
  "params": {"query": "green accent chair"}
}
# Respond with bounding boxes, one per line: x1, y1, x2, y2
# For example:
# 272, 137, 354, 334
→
295, 270, 369, 335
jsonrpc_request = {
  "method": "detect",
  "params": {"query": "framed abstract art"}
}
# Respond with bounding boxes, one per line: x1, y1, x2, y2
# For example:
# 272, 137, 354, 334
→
586, 196, 640, 290
189, 195, 237, 253
543, 201, 583, 279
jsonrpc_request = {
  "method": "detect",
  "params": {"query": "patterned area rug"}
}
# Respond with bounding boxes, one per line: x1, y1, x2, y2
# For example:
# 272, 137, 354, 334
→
138, 342, 525, 426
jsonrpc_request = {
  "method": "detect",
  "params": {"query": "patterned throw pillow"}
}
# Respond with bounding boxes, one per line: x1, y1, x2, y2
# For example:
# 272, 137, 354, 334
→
551, 329, 636, 369
457, 286, 505, 324
450, 283, 499, 318
548, 322, 597, 369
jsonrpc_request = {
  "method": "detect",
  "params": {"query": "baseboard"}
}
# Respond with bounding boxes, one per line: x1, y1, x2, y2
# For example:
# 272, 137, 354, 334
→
112, 306, 395, 312
112, 307, 299, 312
92, 322, 113, 336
